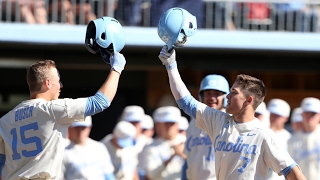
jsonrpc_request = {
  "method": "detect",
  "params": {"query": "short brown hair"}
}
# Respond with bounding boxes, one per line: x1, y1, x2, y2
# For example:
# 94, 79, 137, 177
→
235, 74, 266, 109
27, 60, 56, 93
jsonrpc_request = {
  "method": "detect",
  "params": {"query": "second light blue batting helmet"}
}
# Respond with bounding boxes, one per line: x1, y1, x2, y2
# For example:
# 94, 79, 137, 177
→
85, 16, 125, 63
157, 7, 197, 50
199, 75, 230, 107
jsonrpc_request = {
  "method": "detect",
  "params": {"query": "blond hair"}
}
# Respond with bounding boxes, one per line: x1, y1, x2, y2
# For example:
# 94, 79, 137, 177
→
27, 60, 56, 93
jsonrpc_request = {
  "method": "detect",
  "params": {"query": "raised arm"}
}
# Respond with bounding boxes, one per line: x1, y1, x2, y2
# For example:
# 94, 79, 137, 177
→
84, 52, 125, 117
158, 46, 190, 101
98, 52, 125, 102
158, 46, 198, 119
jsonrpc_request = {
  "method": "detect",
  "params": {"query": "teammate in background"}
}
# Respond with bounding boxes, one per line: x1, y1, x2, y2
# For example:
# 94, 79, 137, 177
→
120, 105, 149, 155
61, 116, 115, 180
100, 121, 139, 180
178, 116, 189, 137
288, 97, 320, 180
142, 106, 186, 180
0, 16, 126, 180
153, 108, 166, 139
137, 114, 155, 180
157, 45, 306, 179
182, 74, 230, 180
254, 101, 270, 128
266, 98, 291, 180
290, 107, 303, 133
267, 99, 291, 149
140, 114, 155, 144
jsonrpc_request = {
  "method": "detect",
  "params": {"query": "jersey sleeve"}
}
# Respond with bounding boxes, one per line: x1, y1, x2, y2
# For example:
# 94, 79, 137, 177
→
51, 98, 87, 125
195, 102, 230, 137
263, 131, 296, 175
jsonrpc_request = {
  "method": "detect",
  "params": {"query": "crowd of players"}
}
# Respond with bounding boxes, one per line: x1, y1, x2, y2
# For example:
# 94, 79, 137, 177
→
59, 82, 320, 180
1, 9, 320, 180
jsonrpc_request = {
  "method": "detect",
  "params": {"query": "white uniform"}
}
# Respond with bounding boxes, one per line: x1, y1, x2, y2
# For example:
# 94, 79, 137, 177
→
135, 134, 150, 155
288, 125, 320, 180
61, 138, 114, 180
101, 134, 138, 180
0, 98, 87, 180
267, 129, 292, 180
184, 118, 216, 180
137, 134, 153, 176
196, 103, 296, 180
142, 134, 185, 180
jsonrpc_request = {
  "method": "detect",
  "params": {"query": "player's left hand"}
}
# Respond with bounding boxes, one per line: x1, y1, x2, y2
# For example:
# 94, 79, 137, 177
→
158, 45, 177, 70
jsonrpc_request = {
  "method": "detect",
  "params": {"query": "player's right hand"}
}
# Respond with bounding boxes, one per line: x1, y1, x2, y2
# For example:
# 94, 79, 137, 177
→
158, 45, 176, 69
110, 52, 126, 74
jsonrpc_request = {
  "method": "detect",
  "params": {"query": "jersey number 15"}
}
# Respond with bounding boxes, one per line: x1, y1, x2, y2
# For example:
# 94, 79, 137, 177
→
10, 122, 43, 160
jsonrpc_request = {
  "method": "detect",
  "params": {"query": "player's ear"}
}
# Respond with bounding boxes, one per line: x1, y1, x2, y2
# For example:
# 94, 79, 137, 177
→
246, 96, 253, 105
44, 79, 51, 89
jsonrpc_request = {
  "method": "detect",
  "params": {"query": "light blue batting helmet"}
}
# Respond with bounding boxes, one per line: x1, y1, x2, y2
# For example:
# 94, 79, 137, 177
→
199, 75, 230, 107
157, 7, 197, 50
85, 16, 125, 63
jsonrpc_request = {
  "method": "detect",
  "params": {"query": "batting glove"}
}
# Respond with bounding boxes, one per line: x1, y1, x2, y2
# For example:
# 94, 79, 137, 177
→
158, 45, 177, 70
110, 52, 126, 74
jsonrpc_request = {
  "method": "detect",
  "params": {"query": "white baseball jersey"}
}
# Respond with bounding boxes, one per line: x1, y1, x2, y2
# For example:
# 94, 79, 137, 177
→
137, 135, 154, 174
195, 103, 296, 180
267, 129, 292, 180
135, 134, 150, 154
288, 125, 320, 180
142, 134, 185, 180
61, 138, 114, 180
100, 134, 138, 180
184, 118, 216, 180
0, 98, 87, 180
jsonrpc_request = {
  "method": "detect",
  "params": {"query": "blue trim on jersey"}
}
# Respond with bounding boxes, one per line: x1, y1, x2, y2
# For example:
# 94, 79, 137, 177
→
85, 92, 110, 116
0, 154, 5, 176
181, 160, 188, 180
176, 94, 198, 119
281, 163, 297, 177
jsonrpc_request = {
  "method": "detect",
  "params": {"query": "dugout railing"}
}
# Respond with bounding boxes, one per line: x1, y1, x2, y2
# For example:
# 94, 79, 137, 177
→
0, 0, 320, 32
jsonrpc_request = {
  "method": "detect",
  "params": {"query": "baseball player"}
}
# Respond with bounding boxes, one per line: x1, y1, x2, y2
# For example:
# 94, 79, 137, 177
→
142, 106, 186, 180
156, 46, 306, 179
290, 107, 303, 133
178, 116, 189, 137
140, 114, 155, 141
119, 105, 149, 155
61, 116, 115, 180
100, 121, 139, 180
181, 74, 230, 180
288, 97, 320, 180
266, 99, 291, 180
254, 101, 270, 128
0, 17, 126, 180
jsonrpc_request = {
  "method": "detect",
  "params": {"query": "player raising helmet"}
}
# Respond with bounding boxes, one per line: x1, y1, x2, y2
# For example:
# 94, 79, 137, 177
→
85, 16, 125, 64
157, 7, 197, 51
